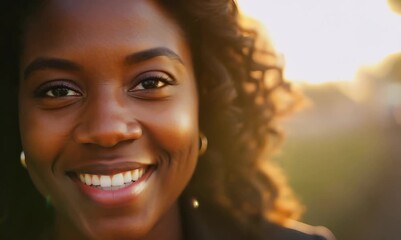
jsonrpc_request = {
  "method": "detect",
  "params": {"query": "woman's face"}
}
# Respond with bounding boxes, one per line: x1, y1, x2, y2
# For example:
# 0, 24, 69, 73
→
19, 0, 198, 238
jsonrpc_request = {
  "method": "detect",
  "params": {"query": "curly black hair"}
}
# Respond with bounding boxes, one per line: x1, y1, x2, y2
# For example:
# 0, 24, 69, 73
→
161, 0, 302, 222
0, 0, 301, 238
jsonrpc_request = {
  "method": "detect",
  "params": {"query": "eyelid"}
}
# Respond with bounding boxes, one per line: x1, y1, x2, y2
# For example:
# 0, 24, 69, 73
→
33, 79, 82, 97
130, 71, 176, 91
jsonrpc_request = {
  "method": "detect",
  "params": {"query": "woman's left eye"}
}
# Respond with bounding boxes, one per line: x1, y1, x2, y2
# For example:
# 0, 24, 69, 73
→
130, 72, 175, 91
136, 78, 167, 90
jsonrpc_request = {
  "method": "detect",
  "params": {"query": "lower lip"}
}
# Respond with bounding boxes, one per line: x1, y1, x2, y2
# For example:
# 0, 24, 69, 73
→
74, 169, 154, 207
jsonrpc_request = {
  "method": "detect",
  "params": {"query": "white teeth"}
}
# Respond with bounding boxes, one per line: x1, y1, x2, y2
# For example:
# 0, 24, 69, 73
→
92, 175, 100, 186
84, 174, 92, 185
123, 171, 132, 183
132, 169, 139, 181
111, 173, 124, 186
100, 175, 111, 188
78, 168, 147, 189
138, 168, 144, 178
80, 174, 85, 182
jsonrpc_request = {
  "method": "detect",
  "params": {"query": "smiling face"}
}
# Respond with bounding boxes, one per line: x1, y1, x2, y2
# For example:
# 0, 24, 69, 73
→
18, 0, 198, 238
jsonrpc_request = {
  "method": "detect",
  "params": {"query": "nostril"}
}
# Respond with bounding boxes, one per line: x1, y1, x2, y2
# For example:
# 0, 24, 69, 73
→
73, 121, 142, 147
92, 133, 136, 148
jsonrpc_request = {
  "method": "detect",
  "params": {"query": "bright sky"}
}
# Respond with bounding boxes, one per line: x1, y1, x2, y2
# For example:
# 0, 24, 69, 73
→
238, 0, 401, 84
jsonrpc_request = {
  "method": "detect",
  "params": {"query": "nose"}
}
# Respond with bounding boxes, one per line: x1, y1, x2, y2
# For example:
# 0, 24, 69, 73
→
73, 91, 142, 148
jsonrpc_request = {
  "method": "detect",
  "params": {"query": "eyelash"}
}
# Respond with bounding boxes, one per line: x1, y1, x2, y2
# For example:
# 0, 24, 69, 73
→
131, 72, 175, 91
32, 72, 174, 98
34, 80, 81, 98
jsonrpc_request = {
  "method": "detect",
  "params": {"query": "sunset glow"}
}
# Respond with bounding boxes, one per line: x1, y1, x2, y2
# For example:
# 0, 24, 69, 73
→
238, 0, 401, 84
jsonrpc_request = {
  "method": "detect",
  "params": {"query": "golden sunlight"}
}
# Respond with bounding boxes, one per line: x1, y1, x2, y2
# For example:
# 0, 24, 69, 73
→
238, 0, 401, 84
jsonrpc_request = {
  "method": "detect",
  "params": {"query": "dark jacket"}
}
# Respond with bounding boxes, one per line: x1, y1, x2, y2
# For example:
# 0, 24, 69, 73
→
180, 198, 335, 240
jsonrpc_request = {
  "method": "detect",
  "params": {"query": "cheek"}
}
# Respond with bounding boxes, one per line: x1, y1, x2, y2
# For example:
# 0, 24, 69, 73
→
142, 95, 199, 182
19, 88, 80, 152
20, 109, 72, 160
146, 105, 199, 205
148, 104, 198, 156
19, 101, 76, 194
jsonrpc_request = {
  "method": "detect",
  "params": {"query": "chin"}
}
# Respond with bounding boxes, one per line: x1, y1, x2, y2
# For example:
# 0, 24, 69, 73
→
56, 207, 158, 240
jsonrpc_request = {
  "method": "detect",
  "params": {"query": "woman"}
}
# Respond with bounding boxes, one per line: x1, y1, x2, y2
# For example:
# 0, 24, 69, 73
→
0, 0, 335, 239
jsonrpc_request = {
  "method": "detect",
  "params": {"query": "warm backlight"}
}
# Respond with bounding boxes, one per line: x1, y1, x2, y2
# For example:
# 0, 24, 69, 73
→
238, 0, 401, 84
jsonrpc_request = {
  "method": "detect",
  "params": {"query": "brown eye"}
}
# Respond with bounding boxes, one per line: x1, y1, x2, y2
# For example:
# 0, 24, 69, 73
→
132, 73, 173, 91
128, 71, 177, 100
137, 78, 167, 90
46, 87, 80, 97
34, 80, 82, 98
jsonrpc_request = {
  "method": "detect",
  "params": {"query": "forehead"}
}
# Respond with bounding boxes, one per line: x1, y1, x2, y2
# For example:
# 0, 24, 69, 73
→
22, 0, 186, 62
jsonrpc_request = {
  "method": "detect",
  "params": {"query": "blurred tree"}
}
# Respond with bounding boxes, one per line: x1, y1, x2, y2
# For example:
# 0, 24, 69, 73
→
382, 53, 401, 82
389, 55, 401, 81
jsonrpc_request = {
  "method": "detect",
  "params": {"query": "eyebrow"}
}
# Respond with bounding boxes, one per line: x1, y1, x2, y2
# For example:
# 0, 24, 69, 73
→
23, 58, 82, 80
124, 47, 184, 65
23, 47, 184, 80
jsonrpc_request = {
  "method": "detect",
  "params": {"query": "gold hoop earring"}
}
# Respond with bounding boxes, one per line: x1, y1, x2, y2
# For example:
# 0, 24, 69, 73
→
191, 197, 200, 209
20, 151, 27, 169
199, 132, 208, 156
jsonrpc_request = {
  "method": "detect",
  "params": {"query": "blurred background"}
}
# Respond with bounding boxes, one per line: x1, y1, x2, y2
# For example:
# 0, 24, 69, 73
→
238, 0, 401, 239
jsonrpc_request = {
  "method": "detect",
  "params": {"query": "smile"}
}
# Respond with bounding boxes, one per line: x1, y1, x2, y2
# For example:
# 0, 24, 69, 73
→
68, 165, 157, 206
78, 168, 146, 190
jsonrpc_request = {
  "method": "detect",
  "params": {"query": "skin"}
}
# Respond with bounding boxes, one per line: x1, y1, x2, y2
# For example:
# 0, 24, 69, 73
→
18, 0, 199, 239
